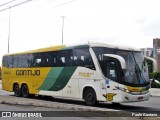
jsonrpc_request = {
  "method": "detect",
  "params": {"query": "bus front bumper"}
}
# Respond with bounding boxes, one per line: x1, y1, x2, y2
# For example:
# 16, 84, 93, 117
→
118, 90, 150, 103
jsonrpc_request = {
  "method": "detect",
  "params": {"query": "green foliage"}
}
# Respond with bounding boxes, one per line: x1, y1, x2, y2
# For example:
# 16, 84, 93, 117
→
146, 59, 153, 73
149, 73, 154, 79
149, 72, 160, 88
151, 82, 160, 88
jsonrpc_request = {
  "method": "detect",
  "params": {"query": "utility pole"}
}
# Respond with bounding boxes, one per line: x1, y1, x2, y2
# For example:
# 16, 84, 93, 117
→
0, 0, 32, 53
61, 16, 65, 44
8, 7, 11, 53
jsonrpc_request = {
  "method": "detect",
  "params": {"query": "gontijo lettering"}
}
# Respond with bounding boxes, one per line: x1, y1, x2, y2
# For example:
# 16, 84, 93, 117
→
16, 70, 40, 76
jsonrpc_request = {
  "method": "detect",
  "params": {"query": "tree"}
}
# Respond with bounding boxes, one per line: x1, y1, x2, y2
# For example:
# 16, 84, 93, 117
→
146, 59, 153, 73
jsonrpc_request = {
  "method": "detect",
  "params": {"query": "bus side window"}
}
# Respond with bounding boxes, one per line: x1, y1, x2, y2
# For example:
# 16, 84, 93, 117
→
56, 50, 73, 67
77, 56, 85, 66
28, 54, 34, 67
60, 57, 66, 66
2, 56, 9, 68
74, 48, 95, 70
56, 54, 66, 67
48, 56, 54, 67
32, 55, 41, 67
8, 56, 13, 68
13, 55, 19, 68
68, 56, 77, 66
18, 55, 29, 68
44, 51, 57, 67
35, 58, 41, 67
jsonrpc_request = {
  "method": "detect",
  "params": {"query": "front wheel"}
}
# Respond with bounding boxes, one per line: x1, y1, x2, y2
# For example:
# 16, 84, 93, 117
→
84, 88, 97, 106
21, 84, 29, 98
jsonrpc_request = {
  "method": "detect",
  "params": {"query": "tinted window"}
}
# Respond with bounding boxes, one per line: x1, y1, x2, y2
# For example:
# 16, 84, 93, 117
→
92, 47, 114, 73
32, 53, 48, 67
2, 48, 95, 69
74, 48, 95, 70
56, 50, 73, 67
2, 56, 8, 68
106, 61, 118, 81
13, 56, 19, 68
18, 55, 29, 67
8, 56, 13, 68
92, 47, 114, 61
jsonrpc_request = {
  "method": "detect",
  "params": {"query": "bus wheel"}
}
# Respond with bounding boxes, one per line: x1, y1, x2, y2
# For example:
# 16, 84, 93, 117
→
84, 88, 97, 106
21, 84, 29, 98
13, 84, 21, 97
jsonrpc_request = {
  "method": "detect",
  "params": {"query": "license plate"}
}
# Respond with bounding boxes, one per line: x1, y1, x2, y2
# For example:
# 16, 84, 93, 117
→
138, 97, 143, 100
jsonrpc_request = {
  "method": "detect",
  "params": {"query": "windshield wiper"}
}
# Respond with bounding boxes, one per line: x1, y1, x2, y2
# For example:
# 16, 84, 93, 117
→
135, 64, 147, 84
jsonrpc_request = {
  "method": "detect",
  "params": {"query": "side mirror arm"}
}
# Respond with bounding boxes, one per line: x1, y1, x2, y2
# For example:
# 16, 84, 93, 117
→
145, 56, 157, 72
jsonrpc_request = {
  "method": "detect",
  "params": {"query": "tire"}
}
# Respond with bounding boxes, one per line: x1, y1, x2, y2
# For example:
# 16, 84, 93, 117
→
21, 84, 29, 98
84, 88, 97, 106
13, 84, 21, 97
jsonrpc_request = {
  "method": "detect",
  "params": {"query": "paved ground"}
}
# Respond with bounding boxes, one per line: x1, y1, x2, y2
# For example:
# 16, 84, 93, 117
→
150, 88, 160, 97
0, 80, 160, 119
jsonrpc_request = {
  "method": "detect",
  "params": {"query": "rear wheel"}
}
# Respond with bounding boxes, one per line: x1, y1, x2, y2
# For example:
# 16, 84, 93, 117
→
13, 84, 21, 97
21, 84, 29, 98
84, 88, 97, 106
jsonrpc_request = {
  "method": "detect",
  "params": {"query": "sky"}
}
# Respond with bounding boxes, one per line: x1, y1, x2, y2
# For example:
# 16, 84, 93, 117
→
0, 0, 160, 64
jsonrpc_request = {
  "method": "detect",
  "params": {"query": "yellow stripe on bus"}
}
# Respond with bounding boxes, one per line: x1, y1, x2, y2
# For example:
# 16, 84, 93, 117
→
126, 86, 142, 92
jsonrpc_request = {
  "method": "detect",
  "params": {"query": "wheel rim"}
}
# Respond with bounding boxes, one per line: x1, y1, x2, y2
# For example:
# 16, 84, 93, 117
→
87, 92, 94, 102
22, 85, 28, 97
14, 86, 19, 95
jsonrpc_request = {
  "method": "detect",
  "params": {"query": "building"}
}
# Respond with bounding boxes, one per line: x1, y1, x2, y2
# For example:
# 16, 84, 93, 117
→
141, 48, 153, 57
153, 38, 160, 71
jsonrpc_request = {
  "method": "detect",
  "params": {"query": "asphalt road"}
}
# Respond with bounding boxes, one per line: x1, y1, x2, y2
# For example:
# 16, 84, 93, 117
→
0, 89, 160, 113
0, 104, 140, 120
0, 82, 160, 119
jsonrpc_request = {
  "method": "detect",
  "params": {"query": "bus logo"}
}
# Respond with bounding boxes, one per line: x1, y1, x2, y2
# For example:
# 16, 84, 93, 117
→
103, 93, 116, 101
16, 70, 40, 76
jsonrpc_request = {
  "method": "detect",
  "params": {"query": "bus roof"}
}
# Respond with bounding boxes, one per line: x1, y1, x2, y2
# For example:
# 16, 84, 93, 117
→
88, 42, 141, 51
3, 41, 141, 56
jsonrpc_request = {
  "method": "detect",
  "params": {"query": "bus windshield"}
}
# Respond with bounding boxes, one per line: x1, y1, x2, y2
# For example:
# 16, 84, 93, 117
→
92, 47, 150, 86
116, 50, 149, 86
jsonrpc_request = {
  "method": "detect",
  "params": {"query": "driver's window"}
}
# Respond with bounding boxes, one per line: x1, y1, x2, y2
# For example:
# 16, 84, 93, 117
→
106, 61, 118, 81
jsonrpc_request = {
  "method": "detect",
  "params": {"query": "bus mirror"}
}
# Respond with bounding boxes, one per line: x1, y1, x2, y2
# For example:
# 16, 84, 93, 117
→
103, 54, 126, 69
145, 56, 157, 72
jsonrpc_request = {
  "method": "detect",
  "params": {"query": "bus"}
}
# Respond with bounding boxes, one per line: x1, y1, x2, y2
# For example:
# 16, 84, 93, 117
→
1, 42, 156, 106
0, 66, 1, 79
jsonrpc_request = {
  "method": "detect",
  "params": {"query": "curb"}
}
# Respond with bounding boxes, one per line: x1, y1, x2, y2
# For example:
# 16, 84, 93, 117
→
0, 96, 137, 118
0, 95, 118, 112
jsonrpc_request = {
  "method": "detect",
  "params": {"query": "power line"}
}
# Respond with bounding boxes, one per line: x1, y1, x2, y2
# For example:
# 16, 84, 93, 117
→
0, 0, 32, 12
0, 0, 17, 7
0, 0, 76, 24
28, 0, 75, 16
54, 0, 75, 8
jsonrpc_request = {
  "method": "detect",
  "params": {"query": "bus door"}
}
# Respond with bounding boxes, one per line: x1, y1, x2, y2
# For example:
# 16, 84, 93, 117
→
104, 58, 120, 102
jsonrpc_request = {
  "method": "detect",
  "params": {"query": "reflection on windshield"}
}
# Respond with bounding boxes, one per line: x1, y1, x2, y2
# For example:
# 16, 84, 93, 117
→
116, 50, 149, 86
133, 52, 149, 84
92, 47, 150, 86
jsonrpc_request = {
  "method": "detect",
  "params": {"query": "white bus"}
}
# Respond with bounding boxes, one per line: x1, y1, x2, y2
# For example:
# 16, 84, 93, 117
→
2, 42, 155, 105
